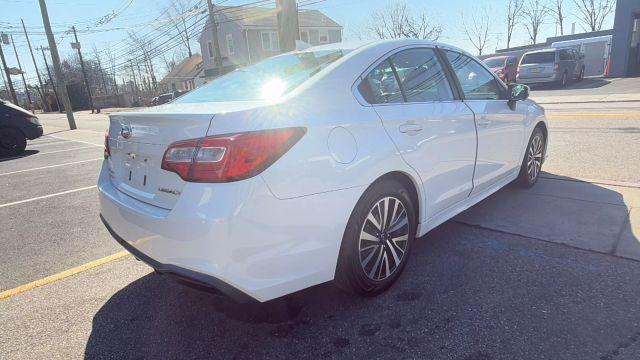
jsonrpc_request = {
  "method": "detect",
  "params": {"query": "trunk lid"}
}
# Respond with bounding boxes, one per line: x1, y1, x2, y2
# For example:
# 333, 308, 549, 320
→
106, 101, 266, 209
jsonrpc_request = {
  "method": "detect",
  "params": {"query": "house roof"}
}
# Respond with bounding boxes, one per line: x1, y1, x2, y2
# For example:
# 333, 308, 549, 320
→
224, 7, 341, 28
159, 54, 203, 85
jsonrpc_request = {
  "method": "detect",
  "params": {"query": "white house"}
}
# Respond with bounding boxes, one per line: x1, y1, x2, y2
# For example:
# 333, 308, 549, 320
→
198, 6, 343, 80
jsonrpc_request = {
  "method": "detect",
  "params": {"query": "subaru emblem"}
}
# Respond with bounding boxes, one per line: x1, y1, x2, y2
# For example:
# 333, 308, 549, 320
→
121, 124, 132, 139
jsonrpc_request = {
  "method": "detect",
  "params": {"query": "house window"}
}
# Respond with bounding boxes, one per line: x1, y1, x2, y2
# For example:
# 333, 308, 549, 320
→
207, 41, 214, 58
226, 34, 235, 55
300, 30, 310, 44
261, 31, 279, 51
319, 29, 329, 43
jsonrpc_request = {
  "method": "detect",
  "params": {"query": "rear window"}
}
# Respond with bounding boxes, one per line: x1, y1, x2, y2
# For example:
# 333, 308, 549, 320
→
175, 50, 348, 103
483, 58, 506, 68
521, 52, 555, 64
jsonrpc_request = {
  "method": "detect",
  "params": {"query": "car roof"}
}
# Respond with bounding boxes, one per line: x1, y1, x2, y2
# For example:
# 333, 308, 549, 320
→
291, 38, 469, 57
523, 48, 560, 55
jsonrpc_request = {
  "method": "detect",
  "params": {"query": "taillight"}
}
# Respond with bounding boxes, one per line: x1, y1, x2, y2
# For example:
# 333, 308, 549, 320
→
554, 63, 560, 72
161, 127, 306, 183
104, 130, 110, 159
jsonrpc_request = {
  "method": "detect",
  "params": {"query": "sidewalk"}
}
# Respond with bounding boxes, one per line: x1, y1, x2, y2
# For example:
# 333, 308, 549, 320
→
531, 93, 640, 105
456, 176, 640, 261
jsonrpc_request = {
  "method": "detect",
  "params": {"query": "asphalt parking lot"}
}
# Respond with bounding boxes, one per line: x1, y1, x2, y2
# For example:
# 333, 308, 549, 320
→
2, 78, 640, 359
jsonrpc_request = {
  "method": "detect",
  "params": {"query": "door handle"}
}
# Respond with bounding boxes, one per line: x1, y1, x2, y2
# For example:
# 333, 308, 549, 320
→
477, 117, 491, 127
399, 123, 423, 134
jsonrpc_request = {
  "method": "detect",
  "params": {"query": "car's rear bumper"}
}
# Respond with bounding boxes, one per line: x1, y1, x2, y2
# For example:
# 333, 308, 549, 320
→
100, 214, 257, 302
98, 161, 364, 302
517, 74, 560, 85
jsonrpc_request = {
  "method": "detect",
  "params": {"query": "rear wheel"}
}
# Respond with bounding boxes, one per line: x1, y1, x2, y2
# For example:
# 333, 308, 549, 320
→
0, 128, 26, 157
335, 179, 416, 296
516, 127, 545, 188
559, 72, 568, 87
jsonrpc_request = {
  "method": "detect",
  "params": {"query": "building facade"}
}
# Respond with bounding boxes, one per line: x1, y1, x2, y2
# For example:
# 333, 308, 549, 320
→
609, 0, 640, 77
198, 6, 342, 80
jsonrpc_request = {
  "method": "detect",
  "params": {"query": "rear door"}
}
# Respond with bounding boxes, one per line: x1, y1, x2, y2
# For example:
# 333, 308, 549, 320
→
359, 47, 477, 218
559, 49, 576, 78
442, 50, 525, 194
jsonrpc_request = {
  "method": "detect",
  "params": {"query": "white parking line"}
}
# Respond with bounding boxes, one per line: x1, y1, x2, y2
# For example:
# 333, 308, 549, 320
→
1, 146, 99, 161
48, 135, 102, 147
0, 158, 103, 176
0, 185, 97, 209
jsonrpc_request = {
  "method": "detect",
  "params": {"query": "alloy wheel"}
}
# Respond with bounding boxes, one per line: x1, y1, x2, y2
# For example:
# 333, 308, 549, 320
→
527, 134, 543, 181
358, 196, 409, 281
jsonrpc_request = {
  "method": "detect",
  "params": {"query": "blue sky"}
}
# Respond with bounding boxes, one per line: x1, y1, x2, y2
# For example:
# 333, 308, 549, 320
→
1, 0, 615, 88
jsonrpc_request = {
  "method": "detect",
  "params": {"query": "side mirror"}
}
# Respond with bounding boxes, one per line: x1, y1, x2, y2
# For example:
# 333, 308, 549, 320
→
507, 83, 529, 110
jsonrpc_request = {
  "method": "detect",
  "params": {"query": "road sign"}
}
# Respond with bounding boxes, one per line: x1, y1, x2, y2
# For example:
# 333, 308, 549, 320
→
71, 42, 80, 50
1, 33, 9, 45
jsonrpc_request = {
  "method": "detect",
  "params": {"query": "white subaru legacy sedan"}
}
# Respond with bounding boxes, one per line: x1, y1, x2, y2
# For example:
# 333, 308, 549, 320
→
99, 39, 547, 303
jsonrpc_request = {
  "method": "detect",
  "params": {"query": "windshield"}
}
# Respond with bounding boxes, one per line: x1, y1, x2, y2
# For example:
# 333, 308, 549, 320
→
521, 52, 555, 64
175, 49, 348, 103
483, 58, 506, 68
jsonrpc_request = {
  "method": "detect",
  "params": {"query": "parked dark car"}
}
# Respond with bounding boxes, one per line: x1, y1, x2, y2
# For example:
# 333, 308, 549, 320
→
517, 48, 585, 87
483, 55, 518, 83
0, 99, 43, 156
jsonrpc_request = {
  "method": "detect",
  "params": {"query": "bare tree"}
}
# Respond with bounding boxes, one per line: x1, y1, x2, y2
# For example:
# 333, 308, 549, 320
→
91, 45, 109, 95
462, 9, 490, 56
102, 45, 119, 95
506, 0, 524, 48
522, 0, 548, 44
547, 0, 566, 35
367, 1, 442, 40
166, 0, 203, 58
572, 0, 615, 32
128, 31, 158, 92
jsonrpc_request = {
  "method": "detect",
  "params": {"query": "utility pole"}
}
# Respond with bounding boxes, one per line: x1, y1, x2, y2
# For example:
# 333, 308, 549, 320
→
39, 46, 61, 112
276, 0, 299, 52
71, 26, 94, 112
38, 0, 76, 129
0, 63, 7, 92
10, 34, 32, 107
206, 0, 224, 77
0, 41, 18, 104
22, 19, 48, 112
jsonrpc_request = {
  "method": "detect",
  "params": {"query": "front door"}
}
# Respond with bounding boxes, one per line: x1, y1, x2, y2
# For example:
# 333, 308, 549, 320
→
443, 50, 526, 194
359, 47, 477, 220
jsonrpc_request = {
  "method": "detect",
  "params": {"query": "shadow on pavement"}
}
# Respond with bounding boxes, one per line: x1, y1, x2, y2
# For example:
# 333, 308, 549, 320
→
457, 174, 638, 260
0, 149, 39, 162
84, 176, 640, 359
530, 77, 610, 91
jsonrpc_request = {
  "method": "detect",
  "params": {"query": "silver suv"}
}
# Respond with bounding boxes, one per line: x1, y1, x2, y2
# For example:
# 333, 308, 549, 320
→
516, 48, 585, 87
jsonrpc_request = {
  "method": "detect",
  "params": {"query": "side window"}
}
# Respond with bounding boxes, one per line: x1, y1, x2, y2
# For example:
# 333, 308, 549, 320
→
359, 60, 404, 104
389, 48, 453, 102
559, 49, 571, 61
445, 51, 503, 101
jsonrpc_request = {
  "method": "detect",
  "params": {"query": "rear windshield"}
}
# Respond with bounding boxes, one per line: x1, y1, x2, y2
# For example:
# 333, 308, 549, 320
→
521, 52, 555, 64
175, 50, 348, 103
483, 58, 506, 68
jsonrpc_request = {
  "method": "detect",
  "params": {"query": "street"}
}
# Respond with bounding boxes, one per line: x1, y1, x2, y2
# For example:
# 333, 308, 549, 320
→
1, 79, 640, 359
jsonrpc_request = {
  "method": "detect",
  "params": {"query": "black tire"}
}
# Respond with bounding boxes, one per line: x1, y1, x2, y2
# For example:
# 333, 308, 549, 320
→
559, 71, 568, 88
516, 127, 545, 188
335, 178, 417, 296
0, 128, 27, 157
